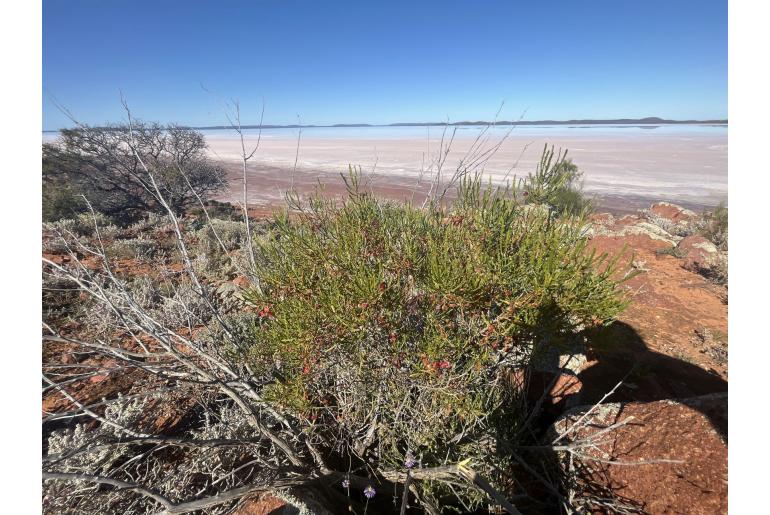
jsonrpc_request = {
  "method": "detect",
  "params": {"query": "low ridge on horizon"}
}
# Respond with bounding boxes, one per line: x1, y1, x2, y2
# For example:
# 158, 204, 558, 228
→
44, 116, 728, 132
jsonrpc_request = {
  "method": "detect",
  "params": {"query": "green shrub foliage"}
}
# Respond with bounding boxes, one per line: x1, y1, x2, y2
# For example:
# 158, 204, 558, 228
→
700, 202, 728, 250
241, 173, 628, 507
522, 144, 593, 216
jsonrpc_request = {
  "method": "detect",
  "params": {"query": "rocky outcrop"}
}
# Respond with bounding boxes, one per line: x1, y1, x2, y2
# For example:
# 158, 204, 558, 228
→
649, 202, 697, 224
644, 202, 699, 237
551, 394, 727, 514
587, 218, 681, 251
677, 235, 726, 278
586, 204, 728, 384
588, 202, 727, 287
587, 204, 703, 249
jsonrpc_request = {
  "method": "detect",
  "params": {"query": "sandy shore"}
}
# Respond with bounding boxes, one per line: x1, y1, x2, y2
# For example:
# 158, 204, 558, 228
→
204, 125, 727, 214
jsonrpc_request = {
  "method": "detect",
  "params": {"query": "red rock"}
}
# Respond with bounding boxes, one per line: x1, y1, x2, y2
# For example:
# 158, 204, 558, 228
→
89, 359, 118, 383
588, 232, 728, 380
650, 202, 696, 224
167, 262, 185, 273
235, 495, 289, 515
137, 396, 199, 434
616, 214, 641, 226
677, 235, 721, 273
552, 394, 727, 514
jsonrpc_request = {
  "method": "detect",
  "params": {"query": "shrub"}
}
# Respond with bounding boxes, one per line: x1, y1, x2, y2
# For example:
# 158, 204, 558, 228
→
240, 174, 629, 508
42, 122, 226, 222
193, 219, 250, 275
128, 212, 169, 233
699, 202, 728, 250
107, 238, 157, 261
42, 183, 86, 222
196, 219, 248, 253
80, 276, 213, 335
522, 145, 593, 216
44, 398, 271, 514
189, 200, 243, 222
44, 212, 116, 238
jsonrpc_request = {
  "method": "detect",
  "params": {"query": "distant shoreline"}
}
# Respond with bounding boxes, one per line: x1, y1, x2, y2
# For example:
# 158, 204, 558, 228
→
42, 117, 728, 133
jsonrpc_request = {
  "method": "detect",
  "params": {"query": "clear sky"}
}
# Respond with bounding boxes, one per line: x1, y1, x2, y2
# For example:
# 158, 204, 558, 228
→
42, 0, 727, 130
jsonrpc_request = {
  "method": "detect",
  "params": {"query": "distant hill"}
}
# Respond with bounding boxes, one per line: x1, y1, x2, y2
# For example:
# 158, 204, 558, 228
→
387, 117, 727, 127
43, 117, 727, 133
195, 117, 726, 130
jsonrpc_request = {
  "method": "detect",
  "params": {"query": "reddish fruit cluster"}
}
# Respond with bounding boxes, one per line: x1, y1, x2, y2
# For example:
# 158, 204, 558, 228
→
421, 354, 452, 374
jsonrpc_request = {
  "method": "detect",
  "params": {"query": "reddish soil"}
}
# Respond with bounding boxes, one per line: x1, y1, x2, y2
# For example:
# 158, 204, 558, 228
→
42, 202, 728, 513
558, 394, 727, 514
581, 227, 727, 408
234, 495, 289, 515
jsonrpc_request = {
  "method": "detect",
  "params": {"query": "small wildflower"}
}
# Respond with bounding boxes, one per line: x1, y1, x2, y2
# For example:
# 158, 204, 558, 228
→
363, 485, 376, 499
404, 454, 416, 469
342, 478, 350, 488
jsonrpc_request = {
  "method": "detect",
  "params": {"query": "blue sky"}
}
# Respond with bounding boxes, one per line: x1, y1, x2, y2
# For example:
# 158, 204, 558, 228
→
43, 0, 727, 129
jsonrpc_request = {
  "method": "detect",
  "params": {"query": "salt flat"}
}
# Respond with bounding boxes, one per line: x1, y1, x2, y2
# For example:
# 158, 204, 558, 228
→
202, 124, 727, 212
43, 124, 728, 213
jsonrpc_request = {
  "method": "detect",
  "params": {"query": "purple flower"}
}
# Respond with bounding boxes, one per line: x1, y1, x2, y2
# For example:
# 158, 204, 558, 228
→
342, 478, 350, 488
363, 485, 376, 499
404, 455, 416, 469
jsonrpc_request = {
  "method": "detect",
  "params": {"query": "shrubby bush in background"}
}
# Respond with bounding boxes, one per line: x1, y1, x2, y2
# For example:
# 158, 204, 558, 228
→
42, 123, 226, 222
521, 145, 593, 216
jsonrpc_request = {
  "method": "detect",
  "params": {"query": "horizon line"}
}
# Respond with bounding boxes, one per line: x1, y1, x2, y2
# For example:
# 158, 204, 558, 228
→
42, 116, 729, 133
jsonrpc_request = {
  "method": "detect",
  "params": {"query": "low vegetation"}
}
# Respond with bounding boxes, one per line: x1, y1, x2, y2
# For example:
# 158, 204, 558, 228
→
42, 132, 637, 513
241, 174, 626, 507
699, 202, 728, 251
